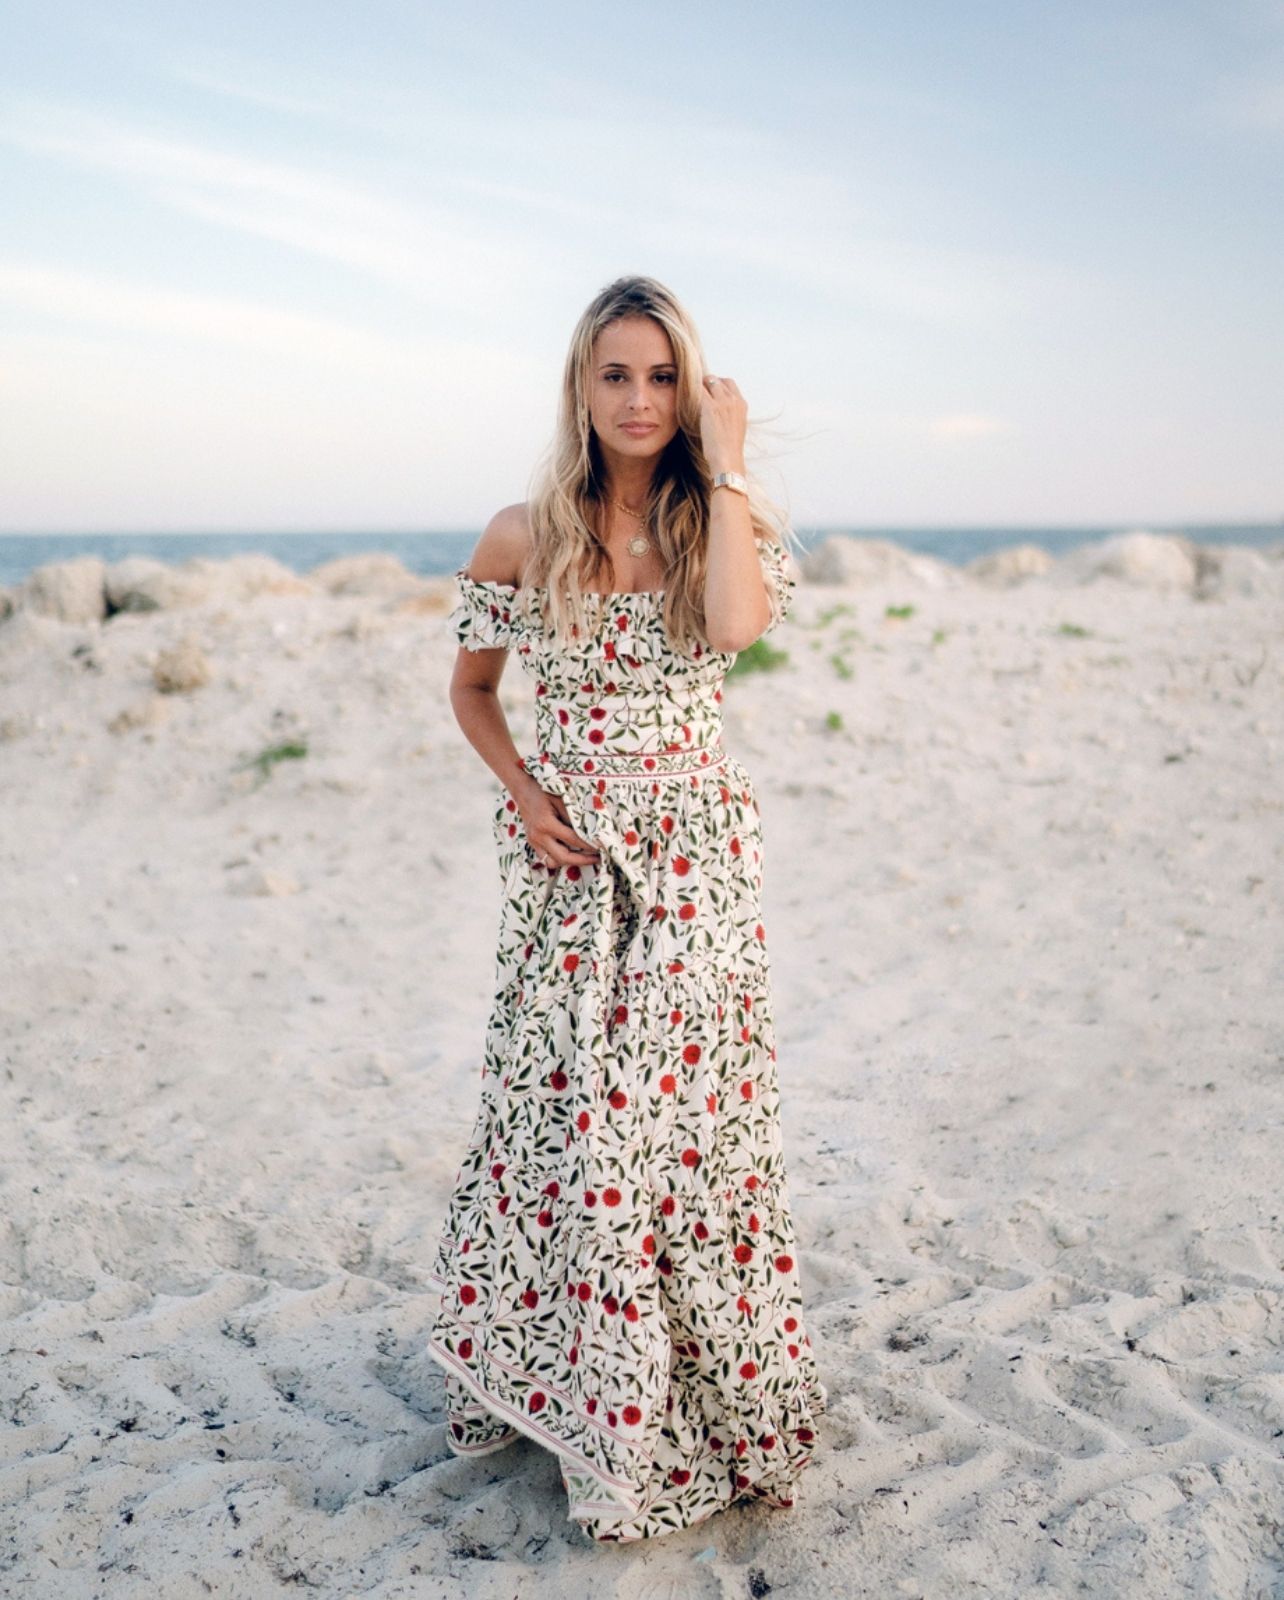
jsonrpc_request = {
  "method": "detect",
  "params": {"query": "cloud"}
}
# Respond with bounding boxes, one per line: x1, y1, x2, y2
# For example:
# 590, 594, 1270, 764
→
0, 95, 1078, 333
157, 65, 336, 119
0, 259, 404, 362
0, 99, 558, 312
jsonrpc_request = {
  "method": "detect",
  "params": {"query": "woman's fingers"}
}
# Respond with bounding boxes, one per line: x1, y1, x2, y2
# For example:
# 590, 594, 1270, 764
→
546, 800, 598, 853
549, 794, 577, 828
519, 790, 600, 868
526, 813, 599, 869
533, 839, 598, 869
552, 831, 599, 857
547, 819, 599, 857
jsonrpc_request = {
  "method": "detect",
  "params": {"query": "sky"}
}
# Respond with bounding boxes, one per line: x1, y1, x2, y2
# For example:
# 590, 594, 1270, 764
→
1, 0, 1282, 533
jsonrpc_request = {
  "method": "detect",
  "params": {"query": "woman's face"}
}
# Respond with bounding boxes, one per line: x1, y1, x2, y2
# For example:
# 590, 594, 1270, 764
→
587, 315, 681, 462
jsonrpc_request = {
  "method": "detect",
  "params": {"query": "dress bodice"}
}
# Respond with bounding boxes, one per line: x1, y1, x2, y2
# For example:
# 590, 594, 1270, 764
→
449, 540, 794, 771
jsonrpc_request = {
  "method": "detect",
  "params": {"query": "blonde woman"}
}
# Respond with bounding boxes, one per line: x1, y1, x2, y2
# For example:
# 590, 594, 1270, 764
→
425, 275, 826, 1542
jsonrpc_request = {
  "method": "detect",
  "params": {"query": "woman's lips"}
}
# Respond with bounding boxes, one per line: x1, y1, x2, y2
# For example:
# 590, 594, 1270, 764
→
620, 423, 657, 435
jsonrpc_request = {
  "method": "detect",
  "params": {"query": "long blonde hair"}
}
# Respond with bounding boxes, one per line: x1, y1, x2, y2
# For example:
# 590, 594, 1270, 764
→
523, 275, 789, 652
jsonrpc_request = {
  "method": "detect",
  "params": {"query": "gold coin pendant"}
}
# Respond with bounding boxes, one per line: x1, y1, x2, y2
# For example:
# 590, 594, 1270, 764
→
627, 534, 651, 557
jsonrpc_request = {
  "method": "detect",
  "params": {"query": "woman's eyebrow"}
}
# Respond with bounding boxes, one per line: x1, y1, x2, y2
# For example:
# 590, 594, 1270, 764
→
598, 361, 677, 371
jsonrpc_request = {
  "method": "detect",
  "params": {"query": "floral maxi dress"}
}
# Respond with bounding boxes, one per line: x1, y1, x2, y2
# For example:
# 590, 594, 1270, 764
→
425, 541, 827, 1542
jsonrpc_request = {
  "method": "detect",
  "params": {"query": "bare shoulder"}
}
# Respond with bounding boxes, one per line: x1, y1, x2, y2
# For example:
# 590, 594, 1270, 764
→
465, 502, 533, 586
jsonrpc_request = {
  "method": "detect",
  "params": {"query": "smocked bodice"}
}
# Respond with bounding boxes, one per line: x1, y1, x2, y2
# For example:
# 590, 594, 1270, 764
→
449, 541, 794, 772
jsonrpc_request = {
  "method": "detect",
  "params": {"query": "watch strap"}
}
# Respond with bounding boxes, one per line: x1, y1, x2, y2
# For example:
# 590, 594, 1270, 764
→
711, 471, 749, 496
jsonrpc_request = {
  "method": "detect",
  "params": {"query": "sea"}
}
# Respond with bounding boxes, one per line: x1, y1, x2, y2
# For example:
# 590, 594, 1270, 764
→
1, 523, 1280, 590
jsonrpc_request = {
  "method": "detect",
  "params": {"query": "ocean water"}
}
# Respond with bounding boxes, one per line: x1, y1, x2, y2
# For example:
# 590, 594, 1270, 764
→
0, 524, 1280, 590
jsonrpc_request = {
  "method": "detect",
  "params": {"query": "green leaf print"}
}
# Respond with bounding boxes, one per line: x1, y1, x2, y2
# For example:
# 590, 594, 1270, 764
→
427, 551, 827, 1541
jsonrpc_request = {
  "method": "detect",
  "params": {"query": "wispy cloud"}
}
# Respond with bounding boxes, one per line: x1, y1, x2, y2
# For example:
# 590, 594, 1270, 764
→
158, 64, 337, 118
0, 99, 559, 312
0, 93, 1077, 332
0, 259, 403, 362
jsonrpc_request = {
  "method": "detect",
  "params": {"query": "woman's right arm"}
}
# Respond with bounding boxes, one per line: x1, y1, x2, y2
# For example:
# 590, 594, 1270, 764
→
449, 506, 600, 869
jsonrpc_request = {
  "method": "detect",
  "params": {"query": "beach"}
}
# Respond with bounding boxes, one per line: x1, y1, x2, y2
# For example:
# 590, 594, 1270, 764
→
1, 533, 1282, 1598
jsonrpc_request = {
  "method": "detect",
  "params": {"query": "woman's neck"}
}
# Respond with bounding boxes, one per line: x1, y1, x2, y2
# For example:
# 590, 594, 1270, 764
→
598, 446, 657, 512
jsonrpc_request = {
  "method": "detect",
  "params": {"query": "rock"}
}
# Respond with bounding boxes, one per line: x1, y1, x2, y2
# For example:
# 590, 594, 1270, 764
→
104, 560, 212, 614
800, 536, 960, 589
308, 553, 428, 599
19, 557, 107, 623
105, 554, 314, 613
108, 696, 172, 733
216, 554, 316, 601
152, 636, 211, 693
966, 543, 1055, 587
1192, 545, 1284, 601
1054, 530, 1198, 592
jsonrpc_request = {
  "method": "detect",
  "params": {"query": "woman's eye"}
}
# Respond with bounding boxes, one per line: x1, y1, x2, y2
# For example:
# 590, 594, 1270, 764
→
654, 373, 675, 384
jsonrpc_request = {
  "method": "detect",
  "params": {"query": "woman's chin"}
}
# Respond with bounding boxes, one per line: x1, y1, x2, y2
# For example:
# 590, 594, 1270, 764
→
611, 429, 677, 459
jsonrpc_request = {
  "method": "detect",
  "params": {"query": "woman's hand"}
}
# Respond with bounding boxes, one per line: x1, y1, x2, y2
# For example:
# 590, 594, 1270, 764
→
699, 372, 748, 476
513, 774, 600, 871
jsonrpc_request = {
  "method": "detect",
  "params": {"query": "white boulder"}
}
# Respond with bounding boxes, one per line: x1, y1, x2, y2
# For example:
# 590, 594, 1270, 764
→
965, 544, 1055, 587
1193, 545, 1284, 601
19, 556, 107, 622
106, 553, 314, 612
801, 536, 961, 589
308, 553, 428, 599
1053, 530, 1199, 592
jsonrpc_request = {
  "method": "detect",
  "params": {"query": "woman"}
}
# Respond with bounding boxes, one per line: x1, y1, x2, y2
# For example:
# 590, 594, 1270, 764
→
425, 275, 826, 1542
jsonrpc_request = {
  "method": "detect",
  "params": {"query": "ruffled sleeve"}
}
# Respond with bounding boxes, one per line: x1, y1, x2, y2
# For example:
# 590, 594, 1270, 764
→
449, 567, 521, 651
757, 536, 797, 632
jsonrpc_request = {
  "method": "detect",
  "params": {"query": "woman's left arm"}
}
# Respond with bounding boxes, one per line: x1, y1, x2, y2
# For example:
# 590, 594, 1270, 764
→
699, 373, 773, 652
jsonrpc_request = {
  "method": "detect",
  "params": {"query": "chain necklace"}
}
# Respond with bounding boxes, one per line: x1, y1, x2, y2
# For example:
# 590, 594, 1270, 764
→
613, 497, 652, 557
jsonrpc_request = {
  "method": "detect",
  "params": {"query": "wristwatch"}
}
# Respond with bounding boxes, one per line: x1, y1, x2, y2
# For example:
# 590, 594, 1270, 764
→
711, 471, 749, 497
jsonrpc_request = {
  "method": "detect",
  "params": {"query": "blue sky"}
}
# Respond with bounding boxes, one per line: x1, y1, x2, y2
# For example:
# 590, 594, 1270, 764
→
2, 0, 1281, 532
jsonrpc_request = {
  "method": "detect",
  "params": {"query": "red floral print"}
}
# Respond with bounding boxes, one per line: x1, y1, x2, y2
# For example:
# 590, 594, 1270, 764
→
427, 548, 825, 1542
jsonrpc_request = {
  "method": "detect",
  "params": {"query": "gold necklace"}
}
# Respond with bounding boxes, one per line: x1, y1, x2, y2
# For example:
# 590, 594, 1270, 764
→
613, 497, 651, 557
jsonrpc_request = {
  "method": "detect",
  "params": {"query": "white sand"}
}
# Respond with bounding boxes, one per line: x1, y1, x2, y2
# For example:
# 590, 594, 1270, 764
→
1, 540, 1282, 1598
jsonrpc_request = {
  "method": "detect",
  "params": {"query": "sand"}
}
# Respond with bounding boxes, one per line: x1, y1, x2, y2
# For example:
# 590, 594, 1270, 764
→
1, 536, 1281, 1598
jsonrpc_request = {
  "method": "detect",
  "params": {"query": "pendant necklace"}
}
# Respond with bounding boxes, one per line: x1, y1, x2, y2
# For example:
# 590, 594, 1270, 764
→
614, 497, 652, 557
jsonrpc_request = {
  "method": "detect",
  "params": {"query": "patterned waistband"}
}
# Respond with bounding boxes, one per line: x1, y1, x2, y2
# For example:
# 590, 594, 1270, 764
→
522, 746, 728, 780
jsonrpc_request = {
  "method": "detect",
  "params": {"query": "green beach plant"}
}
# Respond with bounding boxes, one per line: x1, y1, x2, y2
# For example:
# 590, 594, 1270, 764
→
234, 739, 309, 786
727, 639, 789, 678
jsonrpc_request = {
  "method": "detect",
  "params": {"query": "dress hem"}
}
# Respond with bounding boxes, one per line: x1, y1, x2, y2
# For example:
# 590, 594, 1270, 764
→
426, 1332, 646, 1519
427, 1329, 816, 1542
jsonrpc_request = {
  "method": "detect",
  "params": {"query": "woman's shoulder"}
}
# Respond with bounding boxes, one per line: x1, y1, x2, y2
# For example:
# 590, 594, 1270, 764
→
464, 502, 533, 587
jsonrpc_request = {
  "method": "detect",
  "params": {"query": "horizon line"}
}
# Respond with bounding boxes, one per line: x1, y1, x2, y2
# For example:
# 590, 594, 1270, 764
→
3, 517, 1282, 539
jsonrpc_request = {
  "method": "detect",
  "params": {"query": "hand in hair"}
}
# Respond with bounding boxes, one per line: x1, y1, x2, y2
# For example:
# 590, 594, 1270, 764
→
699, 373, 748, 476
